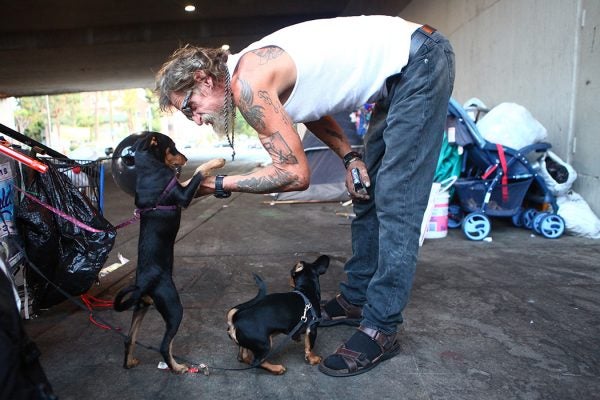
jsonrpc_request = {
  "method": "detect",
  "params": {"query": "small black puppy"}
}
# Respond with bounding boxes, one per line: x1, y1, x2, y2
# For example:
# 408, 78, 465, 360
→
114, 132, 224, 374
226, 255, 329, 374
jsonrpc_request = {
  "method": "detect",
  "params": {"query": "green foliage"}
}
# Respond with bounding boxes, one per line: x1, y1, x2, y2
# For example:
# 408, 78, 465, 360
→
14, 97, 46, 142
234, 109, 258, 138
12, 89, 162, 143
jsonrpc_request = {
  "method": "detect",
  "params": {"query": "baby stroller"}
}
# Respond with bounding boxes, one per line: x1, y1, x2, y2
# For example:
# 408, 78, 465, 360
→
447, 98, 565, 240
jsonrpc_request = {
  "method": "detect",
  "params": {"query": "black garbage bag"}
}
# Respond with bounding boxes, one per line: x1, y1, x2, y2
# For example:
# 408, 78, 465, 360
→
15, 160, 116, 311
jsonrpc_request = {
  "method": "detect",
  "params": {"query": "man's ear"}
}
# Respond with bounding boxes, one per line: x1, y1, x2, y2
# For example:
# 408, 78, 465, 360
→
193, 71, 213, 89
193, 70, 208, 82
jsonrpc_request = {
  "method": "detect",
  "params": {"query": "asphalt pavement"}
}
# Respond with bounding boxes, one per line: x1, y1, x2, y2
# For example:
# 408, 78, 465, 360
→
23, 156, 600, 400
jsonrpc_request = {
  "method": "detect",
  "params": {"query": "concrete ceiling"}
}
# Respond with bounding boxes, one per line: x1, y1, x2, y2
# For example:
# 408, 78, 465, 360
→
0, 0, 410, 99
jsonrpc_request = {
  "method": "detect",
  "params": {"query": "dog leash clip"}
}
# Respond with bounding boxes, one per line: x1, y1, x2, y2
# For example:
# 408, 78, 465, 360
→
198, 363, 210, 376
301, 303, 312, 323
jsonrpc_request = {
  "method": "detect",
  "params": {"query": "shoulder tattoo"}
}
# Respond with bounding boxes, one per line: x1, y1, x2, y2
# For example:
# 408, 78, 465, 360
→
251, 46, 284, 64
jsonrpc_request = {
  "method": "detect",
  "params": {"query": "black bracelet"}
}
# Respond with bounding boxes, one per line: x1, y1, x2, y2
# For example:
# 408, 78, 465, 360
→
214, 175, 231, 198
343, 151, 362, 169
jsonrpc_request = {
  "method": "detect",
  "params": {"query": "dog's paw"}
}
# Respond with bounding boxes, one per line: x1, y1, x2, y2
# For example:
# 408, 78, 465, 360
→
195, 158, 226, 176
260, 361, 287, 375
170, 363, 189, 374
305, 352, 322, 365
124, 358, 140, 369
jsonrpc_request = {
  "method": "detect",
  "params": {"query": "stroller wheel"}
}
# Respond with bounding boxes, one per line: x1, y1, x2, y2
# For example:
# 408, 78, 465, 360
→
532, 212, 550, 234
522, 208, 537, 230
462, 212, 491, 241
511, 208, 524, 227
539, 214, 565, 239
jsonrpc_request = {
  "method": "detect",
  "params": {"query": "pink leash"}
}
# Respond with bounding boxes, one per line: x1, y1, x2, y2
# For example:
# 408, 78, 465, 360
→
14, 185, 141, 232
12, 176, 179, 233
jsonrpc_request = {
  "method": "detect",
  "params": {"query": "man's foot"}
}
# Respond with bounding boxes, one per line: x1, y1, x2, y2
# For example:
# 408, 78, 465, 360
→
318, 325, 400, 377
320, 294, 362, 327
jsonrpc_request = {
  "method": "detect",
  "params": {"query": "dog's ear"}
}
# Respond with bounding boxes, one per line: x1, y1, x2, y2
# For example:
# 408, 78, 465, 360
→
136, 134, 156, 151
291, 262, 304, 278
313, 255, 329, 275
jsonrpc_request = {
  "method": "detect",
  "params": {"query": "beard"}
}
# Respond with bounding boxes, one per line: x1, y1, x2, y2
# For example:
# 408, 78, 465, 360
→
203, 110, 228, 137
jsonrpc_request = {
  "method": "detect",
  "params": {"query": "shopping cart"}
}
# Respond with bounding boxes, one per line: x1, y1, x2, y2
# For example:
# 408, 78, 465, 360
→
43, 158, 105, 215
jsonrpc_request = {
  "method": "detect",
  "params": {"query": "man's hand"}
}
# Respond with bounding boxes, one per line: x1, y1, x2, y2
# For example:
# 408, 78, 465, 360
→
194, 158, 226, 176
181, 158, 226, 196
345, 159, 370, 200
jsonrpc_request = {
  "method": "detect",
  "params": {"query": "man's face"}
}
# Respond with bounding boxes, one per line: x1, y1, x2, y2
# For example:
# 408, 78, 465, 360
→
171, 82, 228, 134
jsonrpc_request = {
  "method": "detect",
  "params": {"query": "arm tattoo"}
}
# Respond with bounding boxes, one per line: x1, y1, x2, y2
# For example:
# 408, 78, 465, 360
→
258, 90, 290, 126
251, 46, 284, 64
263, 132, 298, 165
236, 168, 300, 193
238, 79, 266, 131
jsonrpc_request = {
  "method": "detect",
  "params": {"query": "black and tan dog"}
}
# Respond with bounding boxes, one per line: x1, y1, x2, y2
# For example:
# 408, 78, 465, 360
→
226, 255, 329, 374
114, 132, 225, 373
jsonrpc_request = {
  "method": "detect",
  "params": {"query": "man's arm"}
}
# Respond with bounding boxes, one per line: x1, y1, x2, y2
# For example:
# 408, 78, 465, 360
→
195, 48, 310, 196
304, 116, 352, 159
305, 116, 370, 200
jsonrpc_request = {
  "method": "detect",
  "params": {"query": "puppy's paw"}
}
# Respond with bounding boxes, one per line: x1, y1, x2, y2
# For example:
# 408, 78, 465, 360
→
170, 363, 189, 374
195, 158, 226, 176
124, 358, 140, 369
305, 352, 322, 365
260, 361, 287, 375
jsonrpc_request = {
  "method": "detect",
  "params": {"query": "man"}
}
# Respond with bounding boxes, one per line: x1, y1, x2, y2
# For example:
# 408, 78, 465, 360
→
1, 257, 56, 399
156, 14, 454, 377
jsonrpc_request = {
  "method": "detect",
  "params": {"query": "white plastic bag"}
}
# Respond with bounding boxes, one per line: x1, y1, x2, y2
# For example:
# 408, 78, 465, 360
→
538, 151, 577, 197
477, 102, 547, 150
557, 191, 600, 239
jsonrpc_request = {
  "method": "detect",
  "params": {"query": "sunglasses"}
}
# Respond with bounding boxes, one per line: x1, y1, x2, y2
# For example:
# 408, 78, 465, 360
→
180, 89, 194, 120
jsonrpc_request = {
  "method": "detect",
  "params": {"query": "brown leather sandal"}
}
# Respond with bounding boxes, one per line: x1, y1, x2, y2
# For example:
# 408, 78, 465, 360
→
318, 325, 401, 377
320, 294, 362, 327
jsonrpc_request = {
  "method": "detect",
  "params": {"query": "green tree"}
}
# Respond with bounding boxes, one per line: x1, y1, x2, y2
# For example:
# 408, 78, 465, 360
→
13, 96, 46, 143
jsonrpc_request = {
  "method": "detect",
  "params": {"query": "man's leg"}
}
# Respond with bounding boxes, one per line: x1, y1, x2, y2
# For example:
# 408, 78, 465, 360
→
320, 31, 455, 376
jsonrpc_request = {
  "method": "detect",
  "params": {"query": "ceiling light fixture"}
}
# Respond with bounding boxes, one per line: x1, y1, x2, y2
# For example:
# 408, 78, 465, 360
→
184, 4, 196, 12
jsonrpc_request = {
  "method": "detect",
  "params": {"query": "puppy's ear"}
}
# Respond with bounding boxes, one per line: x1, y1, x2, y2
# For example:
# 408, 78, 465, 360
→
291, 262, 304, 277
137, 134, 155, 151
313, 255, 329, 275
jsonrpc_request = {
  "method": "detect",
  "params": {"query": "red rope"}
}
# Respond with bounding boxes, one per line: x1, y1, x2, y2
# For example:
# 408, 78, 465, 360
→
80, 294, 121, 331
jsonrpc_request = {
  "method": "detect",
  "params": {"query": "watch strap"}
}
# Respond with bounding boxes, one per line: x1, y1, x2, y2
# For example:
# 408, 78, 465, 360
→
343, 151, 362, 169
214, 175, 231, 198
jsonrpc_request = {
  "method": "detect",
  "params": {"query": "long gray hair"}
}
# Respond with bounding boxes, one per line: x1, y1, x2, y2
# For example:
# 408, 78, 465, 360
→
155, 44, 229, 111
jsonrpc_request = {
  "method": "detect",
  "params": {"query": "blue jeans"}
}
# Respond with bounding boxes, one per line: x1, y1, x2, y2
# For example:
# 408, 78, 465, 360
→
340, 30, 455, 335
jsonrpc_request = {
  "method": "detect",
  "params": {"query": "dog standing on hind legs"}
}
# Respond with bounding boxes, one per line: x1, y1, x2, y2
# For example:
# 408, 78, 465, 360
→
227, 255, 329, 374
113, 131, 225, 374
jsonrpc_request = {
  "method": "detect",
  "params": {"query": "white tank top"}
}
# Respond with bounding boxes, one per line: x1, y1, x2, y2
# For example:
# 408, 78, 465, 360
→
227, 15, 420, 122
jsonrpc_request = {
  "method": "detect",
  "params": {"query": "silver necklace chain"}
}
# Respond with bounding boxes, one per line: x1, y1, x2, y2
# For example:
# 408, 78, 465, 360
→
223, 69, 235, 161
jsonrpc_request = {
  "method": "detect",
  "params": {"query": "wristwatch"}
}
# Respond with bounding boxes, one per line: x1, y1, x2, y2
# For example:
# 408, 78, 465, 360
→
214, 175, 231, 198
343, 151, 362, 169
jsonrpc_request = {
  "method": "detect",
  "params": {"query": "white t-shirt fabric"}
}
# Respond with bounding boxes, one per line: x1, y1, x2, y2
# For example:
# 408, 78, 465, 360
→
227, 15, 421, 123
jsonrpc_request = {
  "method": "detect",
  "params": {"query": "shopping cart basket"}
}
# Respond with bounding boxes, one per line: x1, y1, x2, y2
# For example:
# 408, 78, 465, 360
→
42, 158, 105, 215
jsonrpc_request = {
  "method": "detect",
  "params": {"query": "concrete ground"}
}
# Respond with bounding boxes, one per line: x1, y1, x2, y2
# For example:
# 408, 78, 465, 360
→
23, 157, 600, 400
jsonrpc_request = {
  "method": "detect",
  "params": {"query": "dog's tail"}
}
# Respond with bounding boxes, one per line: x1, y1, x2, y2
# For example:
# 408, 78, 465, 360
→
113, 285, 142, 312
234, 273, 267, 312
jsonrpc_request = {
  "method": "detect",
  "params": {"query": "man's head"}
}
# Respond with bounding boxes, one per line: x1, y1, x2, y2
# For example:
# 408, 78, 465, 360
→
155, 45, 231, 133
